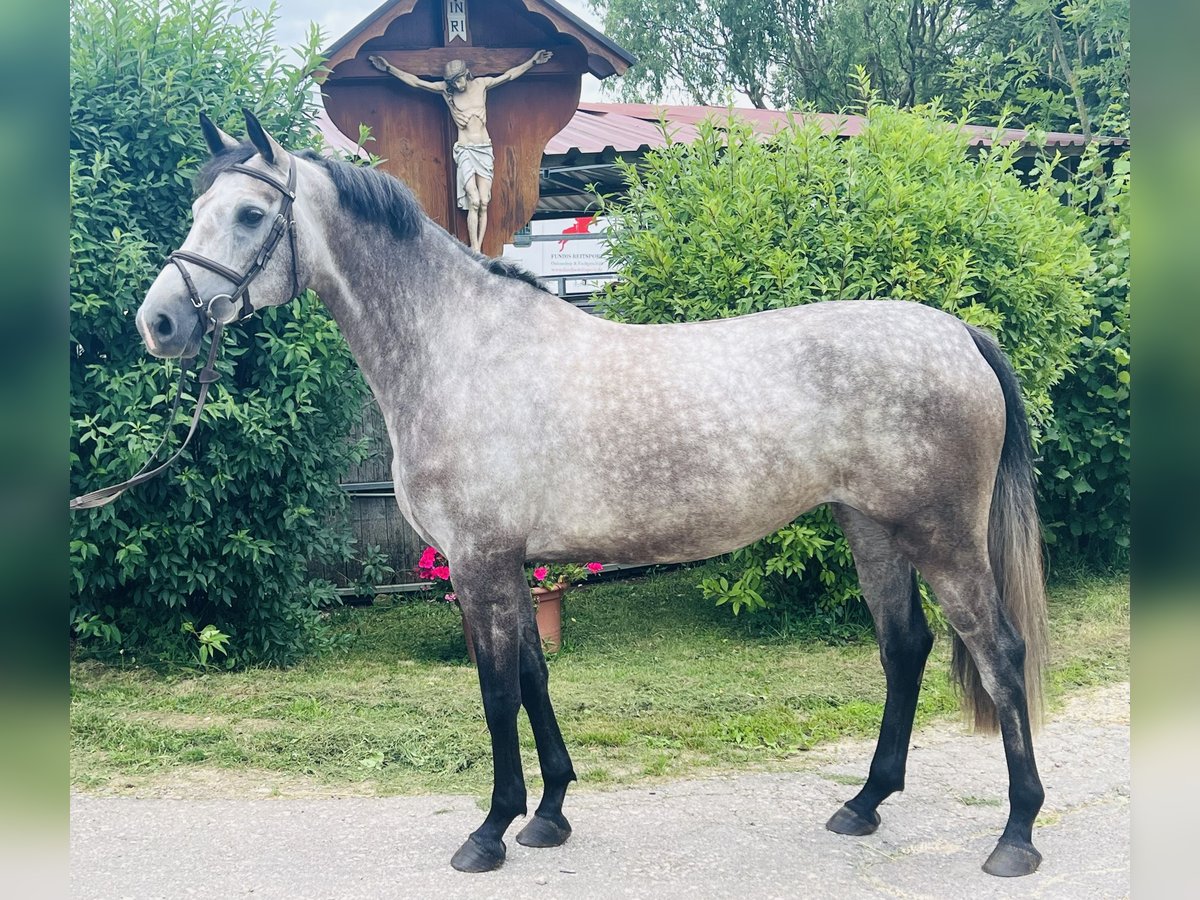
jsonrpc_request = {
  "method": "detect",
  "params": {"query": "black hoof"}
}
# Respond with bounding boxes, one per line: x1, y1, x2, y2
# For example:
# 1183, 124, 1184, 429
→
450, 835, 506, 873
825, 804, 881, 836
516, 813, 572, 848
982, 840, 1042, 877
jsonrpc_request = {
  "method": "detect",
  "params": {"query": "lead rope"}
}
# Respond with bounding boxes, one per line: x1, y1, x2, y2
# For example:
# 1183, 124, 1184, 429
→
69, 321, 225, 510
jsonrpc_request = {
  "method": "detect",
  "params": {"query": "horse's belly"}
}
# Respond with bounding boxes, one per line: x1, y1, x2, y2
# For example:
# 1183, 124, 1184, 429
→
525, 458, 830, 564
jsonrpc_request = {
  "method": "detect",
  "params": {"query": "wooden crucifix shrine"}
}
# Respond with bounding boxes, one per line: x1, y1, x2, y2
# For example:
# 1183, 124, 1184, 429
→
318, 0, 634, 257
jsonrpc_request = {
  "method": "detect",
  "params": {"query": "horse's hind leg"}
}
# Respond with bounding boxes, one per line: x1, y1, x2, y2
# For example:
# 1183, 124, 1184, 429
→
514, 603, 577, 848
905, 543, 1045, 877
826, 504, 934, 837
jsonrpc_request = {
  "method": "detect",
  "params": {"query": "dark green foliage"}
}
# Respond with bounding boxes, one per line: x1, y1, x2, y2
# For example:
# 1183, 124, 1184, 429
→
70, 0, 369, 665
947, 0, 1130, 141
1034, 145, 1130, 566
599, 94, 1092, 615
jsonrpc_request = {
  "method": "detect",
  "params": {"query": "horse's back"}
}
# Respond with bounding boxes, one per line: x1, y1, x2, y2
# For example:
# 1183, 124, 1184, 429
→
575, 299, 1004, 450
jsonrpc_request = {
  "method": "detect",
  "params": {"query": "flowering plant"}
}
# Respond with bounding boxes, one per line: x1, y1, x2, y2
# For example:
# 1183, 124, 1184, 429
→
416, 547, 603, 597
416, 546, 456, 602
527, 561, 603, 591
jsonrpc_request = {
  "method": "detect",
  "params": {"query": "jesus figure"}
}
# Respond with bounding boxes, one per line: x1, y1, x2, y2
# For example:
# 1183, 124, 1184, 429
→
369, 49, 554, 252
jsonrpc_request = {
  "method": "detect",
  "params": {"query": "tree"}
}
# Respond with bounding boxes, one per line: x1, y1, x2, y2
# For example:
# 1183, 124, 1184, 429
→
593, 0, 1130, 135
947, 0, 1130, 138
70, 0, 369, 665
596, 0, 778, 107
595, 1, 993, 111
775, 0, 977, 110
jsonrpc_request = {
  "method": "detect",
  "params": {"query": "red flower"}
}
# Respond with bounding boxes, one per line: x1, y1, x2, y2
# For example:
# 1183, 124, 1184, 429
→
431, 565, 451, 581
586, 562, 603, 573
418, 546, 438, 569
533, 566, 549, 582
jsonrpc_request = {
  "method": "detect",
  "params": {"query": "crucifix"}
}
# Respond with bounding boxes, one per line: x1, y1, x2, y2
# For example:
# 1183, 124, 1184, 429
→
319, 0, 632, 256
369, 47, 553, 252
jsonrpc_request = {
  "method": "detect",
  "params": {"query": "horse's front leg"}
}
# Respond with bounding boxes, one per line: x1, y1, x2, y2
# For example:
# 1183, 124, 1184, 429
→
450, 552, 529, 873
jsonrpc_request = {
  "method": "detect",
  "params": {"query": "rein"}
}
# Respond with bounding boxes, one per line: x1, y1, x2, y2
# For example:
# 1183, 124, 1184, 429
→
69, 323, 225, 510
69, 160, 299, 511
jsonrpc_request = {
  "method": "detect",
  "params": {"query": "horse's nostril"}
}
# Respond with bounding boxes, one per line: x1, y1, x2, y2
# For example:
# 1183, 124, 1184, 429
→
153, 313, 175, 340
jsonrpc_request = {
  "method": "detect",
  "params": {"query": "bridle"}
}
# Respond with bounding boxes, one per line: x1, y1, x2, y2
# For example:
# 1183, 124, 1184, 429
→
70, 158, 301, 511
169, 160, 299, 325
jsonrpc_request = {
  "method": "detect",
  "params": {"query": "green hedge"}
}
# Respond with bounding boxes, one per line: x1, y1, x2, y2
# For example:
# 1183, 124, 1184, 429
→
599, 95, 1093, 617
69, 0, 369, 666
1035, 145, 1130, 566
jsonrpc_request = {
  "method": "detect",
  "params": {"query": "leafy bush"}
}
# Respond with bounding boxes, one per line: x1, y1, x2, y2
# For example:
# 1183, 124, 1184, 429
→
1034, 145, 1130, 566
599, 90, 1092, 616
69, 0, 369, 665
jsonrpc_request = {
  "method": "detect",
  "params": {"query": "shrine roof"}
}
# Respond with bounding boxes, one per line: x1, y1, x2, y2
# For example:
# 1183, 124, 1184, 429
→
321, 0, 635, 79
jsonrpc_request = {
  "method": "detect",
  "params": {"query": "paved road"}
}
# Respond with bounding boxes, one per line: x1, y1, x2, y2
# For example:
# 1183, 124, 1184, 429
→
70, 683, 1128, 899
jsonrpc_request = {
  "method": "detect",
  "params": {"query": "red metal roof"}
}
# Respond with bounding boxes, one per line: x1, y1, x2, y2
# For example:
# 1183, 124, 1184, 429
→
543, 102, 1127, 157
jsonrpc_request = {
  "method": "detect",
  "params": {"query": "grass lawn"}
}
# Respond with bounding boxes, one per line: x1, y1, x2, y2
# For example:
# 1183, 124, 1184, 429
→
70, 566, 1129, 800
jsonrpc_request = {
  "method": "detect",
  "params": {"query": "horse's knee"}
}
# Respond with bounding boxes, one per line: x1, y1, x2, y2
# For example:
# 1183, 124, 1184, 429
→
882, 620, 933, 660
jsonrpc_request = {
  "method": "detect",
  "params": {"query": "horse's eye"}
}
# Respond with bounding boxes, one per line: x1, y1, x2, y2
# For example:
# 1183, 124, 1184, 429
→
238, 207, 266, 227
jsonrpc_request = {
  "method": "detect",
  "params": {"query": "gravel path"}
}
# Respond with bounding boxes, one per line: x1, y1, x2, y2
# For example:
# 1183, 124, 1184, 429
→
70, 682, 1129, 899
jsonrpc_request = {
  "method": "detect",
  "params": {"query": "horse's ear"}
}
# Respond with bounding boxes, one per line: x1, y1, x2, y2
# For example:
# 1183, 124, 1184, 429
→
243, 108, 285, 167
199, 113, 239, 155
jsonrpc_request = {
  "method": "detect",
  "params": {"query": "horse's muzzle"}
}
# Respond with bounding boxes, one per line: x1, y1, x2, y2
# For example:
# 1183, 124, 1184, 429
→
136, 295, 205, 359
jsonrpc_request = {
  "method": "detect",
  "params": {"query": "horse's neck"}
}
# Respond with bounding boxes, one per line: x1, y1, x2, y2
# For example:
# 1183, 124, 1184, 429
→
312, 219, 495, 403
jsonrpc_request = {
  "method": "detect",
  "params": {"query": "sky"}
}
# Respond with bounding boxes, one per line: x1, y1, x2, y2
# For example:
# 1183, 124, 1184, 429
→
249, 0, 613, 102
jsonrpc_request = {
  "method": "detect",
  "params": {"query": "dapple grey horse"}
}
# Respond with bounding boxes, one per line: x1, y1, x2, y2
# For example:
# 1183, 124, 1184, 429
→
134, 111, 1049, 879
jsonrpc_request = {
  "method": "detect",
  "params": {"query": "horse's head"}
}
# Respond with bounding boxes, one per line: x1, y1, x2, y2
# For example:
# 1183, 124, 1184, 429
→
136, 110, 302, 358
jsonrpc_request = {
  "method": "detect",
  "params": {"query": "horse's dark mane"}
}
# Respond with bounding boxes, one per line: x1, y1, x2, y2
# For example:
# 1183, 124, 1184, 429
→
473, 250, 551, 293
195, 143, 548, 292
296, 149, 423, 241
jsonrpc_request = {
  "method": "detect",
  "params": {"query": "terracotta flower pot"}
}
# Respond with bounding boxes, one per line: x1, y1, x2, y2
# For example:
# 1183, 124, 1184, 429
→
532, 583, 566, 654
460, 584, 566, 663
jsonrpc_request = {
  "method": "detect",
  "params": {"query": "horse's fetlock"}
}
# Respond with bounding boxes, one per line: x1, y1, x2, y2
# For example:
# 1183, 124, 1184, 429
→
542, 769, 576, 792
1010, 779, 1044, 816
491, 789, 527, 820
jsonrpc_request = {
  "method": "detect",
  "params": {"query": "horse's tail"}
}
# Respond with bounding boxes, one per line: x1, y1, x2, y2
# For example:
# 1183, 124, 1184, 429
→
953, 325, 1048, 734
